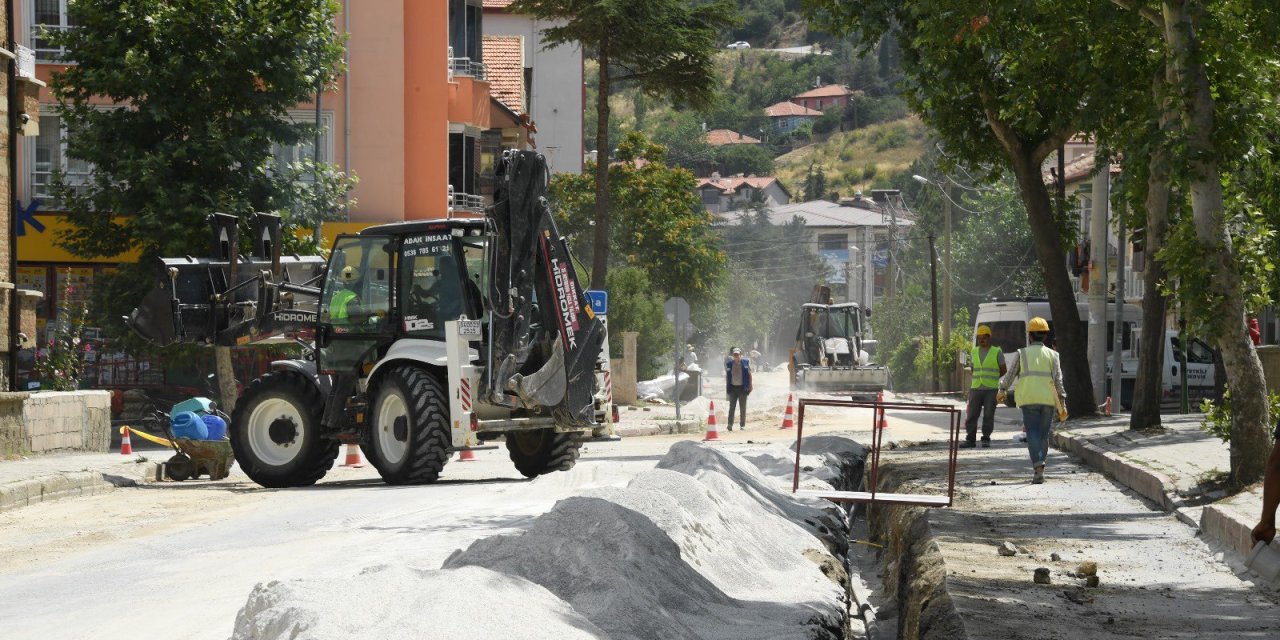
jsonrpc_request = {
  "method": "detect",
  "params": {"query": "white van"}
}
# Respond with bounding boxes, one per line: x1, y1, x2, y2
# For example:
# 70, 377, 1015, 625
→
1134, 329, 1216, 404
973, 299, 1216, 408
972, 298, 1141, 406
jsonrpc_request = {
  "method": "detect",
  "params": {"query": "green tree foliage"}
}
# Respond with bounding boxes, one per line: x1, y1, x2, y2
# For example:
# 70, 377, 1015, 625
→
802, 162, 827, 201
511, 0, 736, 289
549, 132, 727, 305
802, 0, 1155, 417
49, 0, 349, 347
715, 144, 775, 177
651, 113, 714, 172
714, 208, 827, 362
605, 267, 675, 380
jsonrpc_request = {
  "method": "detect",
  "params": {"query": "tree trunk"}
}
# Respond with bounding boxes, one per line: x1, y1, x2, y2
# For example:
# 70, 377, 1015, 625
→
589, 40, 612, 290
214, 346, 239, 413
1008, 151, 1097, 417
1130, 67, 1174, 431
1163, 0, 1269, 483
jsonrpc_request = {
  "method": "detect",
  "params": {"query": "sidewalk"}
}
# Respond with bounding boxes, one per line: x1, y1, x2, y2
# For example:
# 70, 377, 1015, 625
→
0, 451, 159, 512
1047, 411, 1266, 566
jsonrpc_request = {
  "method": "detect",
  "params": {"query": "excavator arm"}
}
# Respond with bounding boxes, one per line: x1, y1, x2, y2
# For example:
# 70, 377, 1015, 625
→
484, 150, 606, 427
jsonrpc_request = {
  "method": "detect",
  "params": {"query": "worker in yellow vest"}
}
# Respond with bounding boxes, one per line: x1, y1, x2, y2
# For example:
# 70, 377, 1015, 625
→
329, 266, 360, 323
998, 317, 1066, 484
963, 325, 1007, 448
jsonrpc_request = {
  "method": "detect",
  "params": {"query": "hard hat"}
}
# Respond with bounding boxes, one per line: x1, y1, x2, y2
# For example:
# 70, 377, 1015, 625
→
976, 325, 992, 337
340, 266, 358, 282
1028, 317, 1050, 333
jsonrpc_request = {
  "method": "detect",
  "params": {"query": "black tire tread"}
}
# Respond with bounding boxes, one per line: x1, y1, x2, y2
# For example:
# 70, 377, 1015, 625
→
230, 372, 338, 488
506, 429, 582, 478
363, 366, 453, 485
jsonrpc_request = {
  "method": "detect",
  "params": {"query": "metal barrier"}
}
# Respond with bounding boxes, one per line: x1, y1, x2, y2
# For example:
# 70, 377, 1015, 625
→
790, 397, 962, 507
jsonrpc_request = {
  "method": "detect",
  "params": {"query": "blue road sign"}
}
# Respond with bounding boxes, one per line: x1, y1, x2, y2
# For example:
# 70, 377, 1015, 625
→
586, 289, 608, 315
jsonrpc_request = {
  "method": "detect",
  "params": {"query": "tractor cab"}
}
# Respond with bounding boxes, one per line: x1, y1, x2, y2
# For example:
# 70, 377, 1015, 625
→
796, 302, 866, 367
315, 221, 487, 375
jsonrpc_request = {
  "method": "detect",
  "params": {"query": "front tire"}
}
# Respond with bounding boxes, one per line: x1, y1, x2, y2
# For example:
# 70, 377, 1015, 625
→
364, 365, 453, 485
230, 373, 339, 488
506, 428, 582, 478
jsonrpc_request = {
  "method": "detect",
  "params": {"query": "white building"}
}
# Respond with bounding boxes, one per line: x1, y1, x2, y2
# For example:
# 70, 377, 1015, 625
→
483, 0, 584, 175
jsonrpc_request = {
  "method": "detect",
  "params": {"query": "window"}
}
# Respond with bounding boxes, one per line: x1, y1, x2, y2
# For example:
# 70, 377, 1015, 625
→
448, 0, 484, 76
449, 131, 479, 197
818, 233, 848, 251
31, 0, 78, 63
28, 113, 93, 205
270, 110, 335, 181
701, 188, 721, 205
478, 130, 502, 198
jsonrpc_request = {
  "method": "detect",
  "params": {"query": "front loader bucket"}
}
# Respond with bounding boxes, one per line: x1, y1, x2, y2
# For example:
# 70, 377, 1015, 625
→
126, 286, 179, 346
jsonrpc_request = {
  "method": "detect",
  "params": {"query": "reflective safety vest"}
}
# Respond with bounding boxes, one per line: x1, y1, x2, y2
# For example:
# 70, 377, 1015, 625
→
970, 346, 1003, 389
330, 289, 357, 320
1016, 344, 1057, 406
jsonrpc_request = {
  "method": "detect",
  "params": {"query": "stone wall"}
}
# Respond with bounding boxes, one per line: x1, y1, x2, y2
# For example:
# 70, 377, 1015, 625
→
0, 391, 112, 457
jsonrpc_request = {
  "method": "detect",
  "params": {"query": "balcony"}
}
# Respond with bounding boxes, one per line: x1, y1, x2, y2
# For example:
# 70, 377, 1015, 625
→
447, 47, 486, 81
33, 24, 74, 63
448, 185, 485, 215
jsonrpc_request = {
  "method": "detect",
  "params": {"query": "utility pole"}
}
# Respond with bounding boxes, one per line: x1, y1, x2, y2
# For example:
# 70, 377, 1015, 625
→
1110, 206, 1126, 410
942, 181, 952, 351
1088, 157, 1109, 403
929, 233, 939, 393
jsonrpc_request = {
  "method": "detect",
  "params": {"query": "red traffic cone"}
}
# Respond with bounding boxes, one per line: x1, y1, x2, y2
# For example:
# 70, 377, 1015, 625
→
704, 401, 721, 442
780, 394, 795, 430
120, 426, 133, 456
458, 448, 477, 461
340, 443, 364, 467
1104, 396, 1113, 417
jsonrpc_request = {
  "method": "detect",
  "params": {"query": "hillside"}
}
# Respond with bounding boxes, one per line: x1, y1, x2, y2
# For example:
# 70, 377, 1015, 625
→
774, 116, 928, 198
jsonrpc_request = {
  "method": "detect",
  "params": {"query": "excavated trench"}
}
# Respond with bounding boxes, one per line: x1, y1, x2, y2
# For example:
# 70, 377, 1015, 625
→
812, 438, 965, 640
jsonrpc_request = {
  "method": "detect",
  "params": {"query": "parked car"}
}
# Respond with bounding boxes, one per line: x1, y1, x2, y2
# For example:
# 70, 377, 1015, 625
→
727, 41, 751, 50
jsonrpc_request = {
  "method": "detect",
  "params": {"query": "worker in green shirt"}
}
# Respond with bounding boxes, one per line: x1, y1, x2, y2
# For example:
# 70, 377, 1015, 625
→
964, 324, 1007, 448
330, 266, 360, 323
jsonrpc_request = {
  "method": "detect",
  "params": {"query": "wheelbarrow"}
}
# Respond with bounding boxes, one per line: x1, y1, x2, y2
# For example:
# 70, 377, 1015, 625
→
120, 419, 236, 481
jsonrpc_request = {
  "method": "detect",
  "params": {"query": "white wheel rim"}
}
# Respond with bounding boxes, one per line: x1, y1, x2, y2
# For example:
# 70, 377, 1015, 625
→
247, 397, 306, 466
376, 390, 410, 465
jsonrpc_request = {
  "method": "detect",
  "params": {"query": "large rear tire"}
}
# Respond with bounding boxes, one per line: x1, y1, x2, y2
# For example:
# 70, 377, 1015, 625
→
364, 365, 453, 485
505, 428, 581, 478
230, 373, 339, 488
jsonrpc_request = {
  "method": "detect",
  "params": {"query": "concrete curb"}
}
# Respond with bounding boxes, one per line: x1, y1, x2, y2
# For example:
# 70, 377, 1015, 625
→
1201, 502, 1260, 561
614, 419, 703, 438
0, 461, 160, 513
1049, 429, 1262, 556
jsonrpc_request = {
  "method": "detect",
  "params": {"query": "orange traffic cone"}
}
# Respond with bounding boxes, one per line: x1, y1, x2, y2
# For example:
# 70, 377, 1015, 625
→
704, 401, 721, 442
340, 443, 364, 468
780, 394, 795, 430
120, 426, 133, 456
876, 390, 888, 430
458, 448, 477, 461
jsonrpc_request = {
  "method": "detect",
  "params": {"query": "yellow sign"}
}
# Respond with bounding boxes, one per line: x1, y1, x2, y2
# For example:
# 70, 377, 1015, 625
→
17, 214, 141, 263
17, 214, 398, 265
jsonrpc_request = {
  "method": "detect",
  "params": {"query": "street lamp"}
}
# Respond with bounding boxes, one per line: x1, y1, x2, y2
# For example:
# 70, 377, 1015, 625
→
912, 175, 953, 355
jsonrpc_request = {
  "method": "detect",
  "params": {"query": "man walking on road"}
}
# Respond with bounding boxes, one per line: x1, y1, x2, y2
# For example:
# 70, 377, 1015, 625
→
998, 317, 1065, 484
725, 347, 752, 431
1252, 420, 1280, 544
964, 325, 1007, 448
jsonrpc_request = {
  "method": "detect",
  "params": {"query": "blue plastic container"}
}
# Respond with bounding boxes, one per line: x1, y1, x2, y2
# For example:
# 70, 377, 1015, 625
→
171, 411, 209, 440
201, 414, 228, 440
